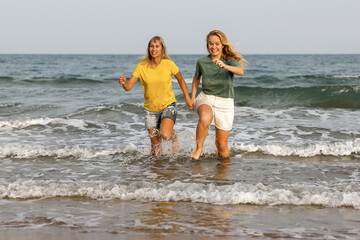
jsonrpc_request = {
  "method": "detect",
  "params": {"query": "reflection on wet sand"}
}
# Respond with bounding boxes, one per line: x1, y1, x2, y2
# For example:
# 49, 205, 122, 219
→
145, 156, 232, 183
146, 158, 180, 182
136, 201, 237, 235
137, 158, 237, 234
193, 158, 232, 181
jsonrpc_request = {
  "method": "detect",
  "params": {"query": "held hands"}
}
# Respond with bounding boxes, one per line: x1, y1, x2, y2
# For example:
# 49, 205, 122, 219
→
186, 97, 195, 111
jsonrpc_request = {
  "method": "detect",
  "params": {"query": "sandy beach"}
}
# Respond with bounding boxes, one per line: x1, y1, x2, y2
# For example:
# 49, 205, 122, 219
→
0, 230, 243, 240
1, 198, 360, 239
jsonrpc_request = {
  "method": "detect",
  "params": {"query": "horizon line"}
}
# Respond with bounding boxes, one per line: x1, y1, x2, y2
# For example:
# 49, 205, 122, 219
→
1, 52, 360, 55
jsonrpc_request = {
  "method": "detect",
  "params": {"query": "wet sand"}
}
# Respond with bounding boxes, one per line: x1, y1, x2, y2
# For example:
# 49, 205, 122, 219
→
0, 230, 243, 240
1, 198, 359, 239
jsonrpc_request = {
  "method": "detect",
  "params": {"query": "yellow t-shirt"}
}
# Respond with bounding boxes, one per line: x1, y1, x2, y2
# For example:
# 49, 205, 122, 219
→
132, 59, 179, 112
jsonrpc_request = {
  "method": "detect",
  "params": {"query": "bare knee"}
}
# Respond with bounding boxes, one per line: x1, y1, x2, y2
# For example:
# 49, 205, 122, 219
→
198, 116, 212, 128
161, 130, 174, 140
160, 118, 175, 141
216, 139, 228, 152
197, 105, 212, 127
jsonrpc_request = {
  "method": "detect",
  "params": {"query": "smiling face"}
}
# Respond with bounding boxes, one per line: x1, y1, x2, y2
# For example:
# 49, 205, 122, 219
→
149, 40, 163, 59
207, 35, 224, 59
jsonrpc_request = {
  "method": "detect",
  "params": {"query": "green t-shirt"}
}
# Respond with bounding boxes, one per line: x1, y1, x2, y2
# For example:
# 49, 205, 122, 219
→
195, 55, 240, 98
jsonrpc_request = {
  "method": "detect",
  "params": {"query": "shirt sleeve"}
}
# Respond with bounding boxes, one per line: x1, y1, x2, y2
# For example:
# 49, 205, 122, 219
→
195, 59, 202, 79
132, 63, 141, 79
228, 59, 241, 67
170, 60, 179, 75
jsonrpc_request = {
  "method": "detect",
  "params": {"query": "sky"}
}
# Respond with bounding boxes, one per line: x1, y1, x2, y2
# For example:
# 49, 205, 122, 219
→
0, 0, 359, 55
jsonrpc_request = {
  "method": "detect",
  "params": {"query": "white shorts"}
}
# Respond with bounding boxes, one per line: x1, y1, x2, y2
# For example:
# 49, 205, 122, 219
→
195, 92, 234, 131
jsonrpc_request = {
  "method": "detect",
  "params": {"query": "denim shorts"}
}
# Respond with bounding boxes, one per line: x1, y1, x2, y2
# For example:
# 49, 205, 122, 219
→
144, 102, 177, 130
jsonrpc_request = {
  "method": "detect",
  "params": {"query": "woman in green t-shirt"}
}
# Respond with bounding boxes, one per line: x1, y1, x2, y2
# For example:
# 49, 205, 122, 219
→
190, 30, 246, 160
119, 36, 193, 156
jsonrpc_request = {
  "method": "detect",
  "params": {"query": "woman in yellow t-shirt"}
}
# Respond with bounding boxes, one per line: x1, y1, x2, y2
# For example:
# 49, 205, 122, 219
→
119, 36, 193, 156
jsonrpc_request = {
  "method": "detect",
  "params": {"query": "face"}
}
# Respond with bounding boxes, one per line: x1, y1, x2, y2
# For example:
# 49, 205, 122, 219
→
149, 40, 163, 59
207, 35, 223, 58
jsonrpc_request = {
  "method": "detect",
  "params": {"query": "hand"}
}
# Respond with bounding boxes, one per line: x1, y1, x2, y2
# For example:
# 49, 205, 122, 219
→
119, 75, 127, 85
185, 98, 193, 111
187, 97, 196, 111
213, 59, 227, 69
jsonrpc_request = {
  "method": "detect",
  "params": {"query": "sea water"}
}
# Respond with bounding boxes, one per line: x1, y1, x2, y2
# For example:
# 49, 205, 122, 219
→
0, 54, 360, 238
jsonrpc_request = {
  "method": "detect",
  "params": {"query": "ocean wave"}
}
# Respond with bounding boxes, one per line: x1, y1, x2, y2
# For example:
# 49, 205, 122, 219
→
1, 180, 359, 209
235, 85, 360, 109
0, 143, 138, 159
23, 76, 104, 84
0, 102, 20, 108
233, 139, 360, 158
243, 74, 360, 85
0, 76, 14, 81
2, 139, 359, 160
290, 74, 360, 80
0, 117, 87, 130
70, 103, 144, 116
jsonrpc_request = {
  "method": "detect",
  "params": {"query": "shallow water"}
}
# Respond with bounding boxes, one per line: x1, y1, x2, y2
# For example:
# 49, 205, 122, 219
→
1, 197, 360, 239
1, 54, 360, 238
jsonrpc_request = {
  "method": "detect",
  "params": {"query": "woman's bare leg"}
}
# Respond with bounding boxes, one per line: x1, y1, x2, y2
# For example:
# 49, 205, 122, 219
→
160, 118, 178, 153
148, 129, 162, 156
190, 104, 213, 160
215, 127, 230, 159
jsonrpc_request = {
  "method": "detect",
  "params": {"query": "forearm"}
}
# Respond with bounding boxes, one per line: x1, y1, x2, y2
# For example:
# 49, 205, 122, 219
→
175, 72, 191, 100
224, 65, 244, 76
213, 59, 244, 76
119, 75, 137, 91
122, 82, 132, 91
191, 77, 200, 98
178, 80, 191, 101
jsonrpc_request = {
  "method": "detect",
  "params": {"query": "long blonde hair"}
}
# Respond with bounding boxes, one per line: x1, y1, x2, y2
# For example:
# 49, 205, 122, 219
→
207, 30, 247, 68
140, 36, 171, 64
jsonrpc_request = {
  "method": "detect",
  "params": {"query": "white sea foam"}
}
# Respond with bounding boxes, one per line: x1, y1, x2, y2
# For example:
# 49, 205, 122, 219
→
0, 117, 87, 130
2, 138, 359, 159
172, 78, 193, 84
0, 102, 19, 108
1, 180, 359, 209
233, 139, 360, 157
333, 74, 360, 79
0, 143, 138, 159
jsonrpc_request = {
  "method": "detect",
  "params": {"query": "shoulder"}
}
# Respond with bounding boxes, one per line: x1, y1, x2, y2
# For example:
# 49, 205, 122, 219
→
162, 59, 179, 74
162, 59, 175, 65
197, 55, 211, 65
161, 59, 177, 68
198, 55, 210, 61
162, 59, 178, 69
136, 61, 148, 69
161, 59, 178, 69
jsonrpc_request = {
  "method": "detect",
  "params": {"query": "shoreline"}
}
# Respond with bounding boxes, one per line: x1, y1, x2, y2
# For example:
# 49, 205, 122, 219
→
1, 198, 359, 239
0, 229, 242, 240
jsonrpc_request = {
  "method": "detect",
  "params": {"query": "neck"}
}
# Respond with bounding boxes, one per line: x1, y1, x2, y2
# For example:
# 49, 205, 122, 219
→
210, 54, 222, 60
151, 56, 162, 67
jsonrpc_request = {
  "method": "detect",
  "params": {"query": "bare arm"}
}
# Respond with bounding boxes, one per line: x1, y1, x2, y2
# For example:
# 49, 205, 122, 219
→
191, 74, 200, 103
174, 71, 193, 110
119, 75, 138, 91
213, 59, 244, 76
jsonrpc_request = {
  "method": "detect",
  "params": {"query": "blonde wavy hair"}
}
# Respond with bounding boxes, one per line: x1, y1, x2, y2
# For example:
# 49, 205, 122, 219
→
140, 36, 171, 64
207, 30, 247, 68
